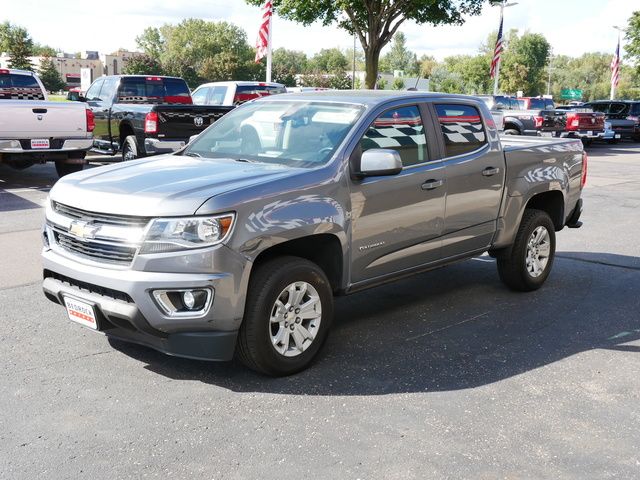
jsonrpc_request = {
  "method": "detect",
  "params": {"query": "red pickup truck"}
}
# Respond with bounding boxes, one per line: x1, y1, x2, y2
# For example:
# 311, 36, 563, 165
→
555, 106, 606, 144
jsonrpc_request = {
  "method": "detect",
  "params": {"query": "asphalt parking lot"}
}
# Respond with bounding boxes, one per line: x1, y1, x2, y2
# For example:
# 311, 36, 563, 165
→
1, 145, 639, 479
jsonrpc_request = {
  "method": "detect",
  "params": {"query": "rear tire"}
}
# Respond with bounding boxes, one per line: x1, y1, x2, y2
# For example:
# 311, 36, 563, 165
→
497, 209, 556, 292
122, 135, 144, 161
55, 161, 84, 177
504, 128, 520, 135
237, 256, 333, 376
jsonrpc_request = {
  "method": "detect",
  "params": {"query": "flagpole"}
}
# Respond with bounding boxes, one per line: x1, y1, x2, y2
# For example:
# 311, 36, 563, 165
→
266, 9, 273, 83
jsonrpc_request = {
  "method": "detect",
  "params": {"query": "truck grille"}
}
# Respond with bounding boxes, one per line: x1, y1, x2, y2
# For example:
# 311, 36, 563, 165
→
49, 202, 148, 266
54, 231, 137, 265
52, 202, 149, 227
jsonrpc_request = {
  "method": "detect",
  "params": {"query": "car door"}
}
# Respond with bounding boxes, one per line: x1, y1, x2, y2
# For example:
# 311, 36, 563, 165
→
349, 103, 446, 284
431, 102, 505, 258
84, 78, 105, 148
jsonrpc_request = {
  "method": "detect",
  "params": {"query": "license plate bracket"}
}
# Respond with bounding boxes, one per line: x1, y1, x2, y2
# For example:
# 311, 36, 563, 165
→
63, 296, 99, 330
31, 138, 50, 149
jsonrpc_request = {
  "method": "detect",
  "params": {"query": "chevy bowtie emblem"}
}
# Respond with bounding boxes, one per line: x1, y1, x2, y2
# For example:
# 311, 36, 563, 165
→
69, 220, 100, 240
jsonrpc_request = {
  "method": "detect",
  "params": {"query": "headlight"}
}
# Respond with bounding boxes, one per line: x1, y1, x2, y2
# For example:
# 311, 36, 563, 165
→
139, 214, 235, 254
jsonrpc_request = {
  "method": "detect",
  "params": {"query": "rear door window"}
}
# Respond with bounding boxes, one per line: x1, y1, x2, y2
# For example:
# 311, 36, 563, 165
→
0, 73, 44, 100
629, 103, 640, 116
435, 104, 487, 158
209, 86, 228, 105
528, 98, 546, 110
359, 105, 428, 167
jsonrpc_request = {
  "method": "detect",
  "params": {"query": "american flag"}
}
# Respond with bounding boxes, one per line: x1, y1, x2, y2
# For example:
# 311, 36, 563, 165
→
490, 16, 504, 79
255, 0, 272, 63
611, 39, 620, 89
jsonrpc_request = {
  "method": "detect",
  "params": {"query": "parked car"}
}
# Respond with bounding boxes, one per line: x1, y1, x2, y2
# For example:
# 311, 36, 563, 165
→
42, 91, 586, 376
0, 68, 94, 177
191, 81, 286, 106
581, 100, 640, 141
477, 94, 565, 136
80, 75, 234, 161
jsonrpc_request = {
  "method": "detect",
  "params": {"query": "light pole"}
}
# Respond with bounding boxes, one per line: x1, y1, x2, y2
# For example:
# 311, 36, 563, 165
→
352, 32, 356, 89
611, 25, 624, 100
492, 1, 518, 96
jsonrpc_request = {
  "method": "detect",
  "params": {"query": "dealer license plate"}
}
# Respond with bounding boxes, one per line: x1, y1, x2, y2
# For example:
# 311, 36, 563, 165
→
586, 131, 593, 136
31, 139, 50, 149
615, 134, 621, 139
64, 297, 98, 330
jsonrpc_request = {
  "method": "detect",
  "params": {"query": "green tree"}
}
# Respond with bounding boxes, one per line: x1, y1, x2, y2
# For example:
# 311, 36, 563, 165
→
392, 77, 405, 90
33, 44, 57, 57
136, 27, 165, 61
443, 54, 491, 94
430, 65, 464, 93
418, 54, 438, 79
122, 54, 164, 75
271, 48, 308, 86
3, 24, 34, 71
245, 0, 488, 89
380, 32, 418, 75
37, 56, 65, 92
625, 11, 640, 74
309, 48, 349, 74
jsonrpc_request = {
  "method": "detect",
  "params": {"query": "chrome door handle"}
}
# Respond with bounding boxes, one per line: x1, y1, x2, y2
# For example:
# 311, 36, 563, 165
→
482, 167, 500, 176
421, 179, 444, 190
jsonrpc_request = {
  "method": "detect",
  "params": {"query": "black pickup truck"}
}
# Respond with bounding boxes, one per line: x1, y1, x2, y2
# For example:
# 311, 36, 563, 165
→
80, 75, 234, 160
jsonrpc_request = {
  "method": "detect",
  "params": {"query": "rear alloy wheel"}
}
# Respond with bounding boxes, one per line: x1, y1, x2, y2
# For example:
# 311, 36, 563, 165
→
497, 209, 556, 291
504, 128, 520, 135
122, 135, 144, 161
237, 256, 333, 376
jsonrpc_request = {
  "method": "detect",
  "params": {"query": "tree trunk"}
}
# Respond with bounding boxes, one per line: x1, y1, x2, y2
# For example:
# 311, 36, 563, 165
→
364, 45, 382, 89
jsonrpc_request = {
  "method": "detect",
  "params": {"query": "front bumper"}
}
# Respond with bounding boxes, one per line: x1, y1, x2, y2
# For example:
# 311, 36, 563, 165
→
144, 138, 186, 155
41, 238, 250, 361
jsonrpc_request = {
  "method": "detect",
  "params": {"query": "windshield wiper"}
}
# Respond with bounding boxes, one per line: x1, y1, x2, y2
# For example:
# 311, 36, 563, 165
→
235, 158, 259, 163
183, 152, 201, 158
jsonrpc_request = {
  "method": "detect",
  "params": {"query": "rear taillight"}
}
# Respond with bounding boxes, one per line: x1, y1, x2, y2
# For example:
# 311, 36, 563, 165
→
581, 150, 588, 188
144, 111, 158, 134
0, 68, 9, 74
534, 115, 544, 128
565, 113, 579, 131
85, 108, 95, 133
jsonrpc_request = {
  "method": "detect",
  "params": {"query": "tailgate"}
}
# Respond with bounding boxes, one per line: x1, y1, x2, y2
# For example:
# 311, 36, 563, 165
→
576, 112, 604, 131
540, 110, 566, 132
0, 101, 88, 138
155, 105, 234, 139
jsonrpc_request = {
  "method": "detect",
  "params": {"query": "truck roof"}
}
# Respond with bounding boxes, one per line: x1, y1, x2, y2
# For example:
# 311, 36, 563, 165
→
260, 90, 478, 107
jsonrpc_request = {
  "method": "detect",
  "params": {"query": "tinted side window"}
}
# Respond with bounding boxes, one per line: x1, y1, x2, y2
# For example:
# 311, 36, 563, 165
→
630, 103, 640, 116
435, 104, 487, 158
528, 98, 546, 109
98, 77, 118, 102
360, 105, 428, 167
85, 78, 104, 101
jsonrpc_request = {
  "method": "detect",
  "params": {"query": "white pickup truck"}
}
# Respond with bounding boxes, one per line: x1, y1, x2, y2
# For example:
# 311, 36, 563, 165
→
0, 69, 94, 177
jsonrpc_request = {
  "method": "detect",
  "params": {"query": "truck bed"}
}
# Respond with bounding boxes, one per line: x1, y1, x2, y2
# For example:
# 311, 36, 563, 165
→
500, 134, 582, 153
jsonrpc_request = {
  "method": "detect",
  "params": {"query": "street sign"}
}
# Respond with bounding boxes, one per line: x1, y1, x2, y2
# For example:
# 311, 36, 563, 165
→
561, 89, 583, 100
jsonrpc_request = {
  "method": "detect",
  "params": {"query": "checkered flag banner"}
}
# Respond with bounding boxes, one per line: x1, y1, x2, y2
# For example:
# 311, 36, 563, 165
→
0, 87, 45, 100
362, 119, 426, 150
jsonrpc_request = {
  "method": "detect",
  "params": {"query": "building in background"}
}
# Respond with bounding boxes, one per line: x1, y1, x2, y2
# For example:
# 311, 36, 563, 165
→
0, 50, 144, 90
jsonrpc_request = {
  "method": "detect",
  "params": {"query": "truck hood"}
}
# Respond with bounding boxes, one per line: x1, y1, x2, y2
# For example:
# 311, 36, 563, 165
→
50, 155, 296, 216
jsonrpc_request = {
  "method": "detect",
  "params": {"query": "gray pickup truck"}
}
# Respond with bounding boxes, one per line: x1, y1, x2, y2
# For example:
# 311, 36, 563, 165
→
42, 91, 586, 376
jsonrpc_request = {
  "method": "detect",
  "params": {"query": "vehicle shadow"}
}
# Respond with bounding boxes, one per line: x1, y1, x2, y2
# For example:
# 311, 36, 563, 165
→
109, 251, 640, 396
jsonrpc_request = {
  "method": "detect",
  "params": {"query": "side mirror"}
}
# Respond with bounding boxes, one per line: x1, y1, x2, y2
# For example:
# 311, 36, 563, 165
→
359, 149, 402, 176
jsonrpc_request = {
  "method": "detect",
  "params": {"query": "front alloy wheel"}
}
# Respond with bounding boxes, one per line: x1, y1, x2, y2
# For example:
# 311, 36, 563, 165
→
270, 281, 322, 357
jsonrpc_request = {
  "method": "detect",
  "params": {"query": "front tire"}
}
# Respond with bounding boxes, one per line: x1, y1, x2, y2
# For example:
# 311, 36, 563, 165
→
497, 209, 556, 292
504, 128, 520, 136
237, 256, 333, 376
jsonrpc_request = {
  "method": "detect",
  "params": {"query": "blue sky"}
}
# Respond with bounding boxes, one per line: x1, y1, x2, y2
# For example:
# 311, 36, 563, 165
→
1, 0, 636, 60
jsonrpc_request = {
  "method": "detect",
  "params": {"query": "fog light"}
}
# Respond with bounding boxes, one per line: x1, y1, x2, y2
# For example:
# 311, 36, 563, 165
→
152, 288, 213, 317
183, 291, 196, 309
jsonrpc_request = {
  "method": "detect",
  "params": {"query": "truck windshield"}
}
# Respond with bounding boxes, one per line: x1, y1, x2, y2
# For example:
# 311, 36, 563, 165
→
185, 101, 364, 168
0, 73, 44, 100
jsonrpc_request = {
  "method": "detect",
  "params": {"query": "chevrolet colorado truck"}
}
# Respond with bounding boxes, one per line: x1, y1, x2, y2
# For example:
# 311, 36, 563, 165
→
42, 91, 586, 376
0, 69, 94, 177
80, 75, 233, 161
